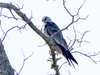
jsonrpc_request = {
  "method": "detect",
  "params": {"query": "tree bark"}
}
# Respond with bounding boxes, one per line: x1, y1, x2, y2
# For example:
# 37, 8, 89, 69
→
0, 39, 14, 75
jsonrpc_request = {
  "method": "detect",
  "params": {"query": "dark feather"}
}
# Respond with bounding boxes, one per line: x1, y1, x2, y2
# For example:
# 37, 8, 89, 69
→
56, 42, 78, 65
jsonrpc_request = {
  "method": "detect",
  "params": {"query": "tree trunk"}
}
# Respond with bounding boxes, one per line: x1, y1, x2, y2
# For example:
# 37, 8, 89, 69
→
0, 39, 14, 75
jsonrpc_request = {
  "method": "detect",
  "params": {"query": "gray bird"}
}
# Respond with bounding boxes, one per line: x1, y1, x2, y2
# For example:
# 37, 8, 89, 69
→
42, 16, 78, 66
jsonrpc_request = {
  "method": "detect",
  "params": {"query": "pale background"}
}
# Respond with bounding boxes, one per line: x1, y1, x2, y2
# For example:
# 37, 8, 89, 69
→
0, 0, 100, 75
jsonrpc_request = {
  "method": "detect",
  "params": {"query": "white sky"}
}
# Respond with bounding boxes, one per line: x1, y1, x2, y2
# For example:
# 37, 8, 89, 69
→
0, 0, 100, 75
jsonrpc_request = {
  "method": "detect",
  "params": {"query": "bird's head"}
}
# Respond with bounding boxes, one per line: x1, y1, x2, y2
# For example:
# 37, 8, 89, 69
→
42, 16, 52, 23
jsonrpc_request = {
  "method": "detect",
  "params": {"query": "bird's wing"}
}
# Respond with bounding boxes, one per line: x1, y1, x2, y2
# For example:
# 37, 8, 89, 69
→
44, 22, 59, 36
44, 22, 69, 50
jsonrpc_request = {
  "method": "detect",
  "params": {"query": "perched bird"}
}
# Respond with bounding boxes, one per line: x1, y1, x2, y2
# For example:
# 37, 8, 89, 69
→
42, 16, 78, 66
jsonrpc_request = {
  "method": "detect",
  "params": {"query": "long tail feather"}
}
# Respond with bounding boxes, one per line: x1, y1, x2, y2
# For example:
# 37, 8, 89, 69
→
56, 43, 78, 65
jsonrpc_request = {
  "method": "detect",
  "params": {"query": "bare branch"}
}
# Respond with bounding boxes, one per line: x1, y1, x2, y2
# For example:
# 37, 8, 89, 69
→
0, 2, 91, 75
14, 52, 33, 75
88, 51, 100, 57
58, 62, 72, 75
74, 0, 86, 16
72, 51, 97, 63
18, 52, 33, 75
79, 30, 89, 46
1, 14, 21, 19
69, 26, 77, 51
62, 0, 73, 17
0, 3, 48, 41
50, 15, 88, 41
62, 0, 88, 30
58, 62, 67, 70
50, 46, 60, 75
9, 9, 18, 20
0, 3, 60, 75
1, 24, 27, 42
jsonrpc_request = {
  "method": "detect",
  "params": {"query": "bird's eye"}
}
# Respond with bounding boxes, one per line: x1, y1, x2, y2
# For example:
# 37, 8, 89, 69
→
44, 18, 46, 21
42, 16, 50, 22
44, 17, 48, 21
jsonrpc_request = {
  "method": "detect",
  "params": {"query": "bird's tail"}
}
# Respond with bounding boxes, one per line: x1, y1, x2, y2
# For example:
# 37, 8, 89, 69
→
56, 43, 78, 66
63, 50, 78, 66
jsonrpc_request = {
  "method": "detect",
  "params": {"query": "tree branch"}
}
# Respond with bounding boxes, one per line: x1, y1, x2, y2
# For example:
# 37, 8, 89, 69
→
0, 3, 59, 75
72, 51, 97, 63
18, 52, 33, 75
50, 0, 87, 40
1, 24, 27, 42
62, 0, 73, 17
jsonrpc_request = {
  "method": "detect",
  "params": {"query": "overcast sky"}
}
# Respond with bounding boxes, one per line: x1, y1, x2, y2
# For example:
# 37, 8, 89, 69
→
0, 0, 100, 75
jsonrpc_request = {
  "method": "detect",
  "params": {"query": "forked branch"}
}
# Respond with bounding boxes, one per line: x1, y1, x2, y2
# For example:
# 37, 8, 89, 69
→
0, 3, 59, 75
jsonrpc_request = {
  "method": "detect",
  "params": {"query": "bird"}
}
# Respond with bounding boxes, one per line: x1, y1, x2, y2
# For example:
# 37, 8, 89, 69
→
42, 16, 78, 66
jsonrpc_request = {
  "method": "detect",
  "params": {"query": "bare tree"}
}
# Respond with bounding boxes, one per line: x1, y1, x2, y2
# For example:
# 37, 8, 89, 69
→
0, 2, 59, 75
0, 0, 99, 75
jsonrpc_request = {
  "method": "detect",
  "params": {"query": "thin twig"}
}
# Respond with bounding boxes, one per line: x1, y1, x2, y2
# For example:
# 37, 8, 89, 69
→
72, 51, 97, 63
58, 62, 67, 70
18, 52, 33, 75
79, 30, 89, 46
69, 26, 77, 51
62, 0, 73, 17
74, 0, 86, 16
9, 9, 18, 20
88, 51, 100, 57
1, 24, 27, 42
1, 14, 21, 19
